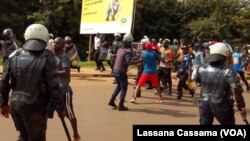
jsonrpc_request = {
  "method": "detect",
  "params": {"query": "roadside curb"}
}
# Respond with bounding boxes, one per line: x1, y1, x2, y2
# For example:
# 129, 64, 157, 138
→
0, 72, 137, 78
70, 73, 136, 78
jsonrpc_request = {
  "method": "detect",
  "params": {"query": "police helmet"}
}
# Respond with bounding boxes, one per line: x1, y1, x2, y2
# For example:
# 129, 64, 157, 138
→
123, 33, 134, 42
207, 42, 232, 63
2, 28, 14, 37
24, 24, 49, 43
64, 36, 72, 42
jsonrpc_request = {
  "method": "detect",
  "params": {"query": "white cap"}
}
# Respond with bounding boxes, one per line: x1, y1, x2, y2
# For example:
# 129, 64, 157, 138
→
165, 38, 171, 43
141, 38, 149, 43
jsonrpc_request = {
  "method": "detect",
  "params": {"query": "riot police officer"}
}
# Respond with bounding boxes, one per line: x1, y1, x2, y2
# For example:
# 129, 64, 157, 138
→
0, 28, 18, 62
0, 24, 65, 141
192, 42, 247, 125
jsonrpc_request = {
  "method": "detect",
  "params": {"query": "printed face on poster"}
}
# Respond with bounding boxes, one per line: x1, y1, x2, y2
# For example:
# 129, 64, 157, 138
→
80, 0, 134, 34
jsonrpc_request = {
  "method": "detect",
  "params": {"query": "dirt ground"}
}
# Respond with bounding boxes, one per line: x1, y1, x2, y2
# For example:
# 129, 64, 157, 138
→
0, 68, 250, 141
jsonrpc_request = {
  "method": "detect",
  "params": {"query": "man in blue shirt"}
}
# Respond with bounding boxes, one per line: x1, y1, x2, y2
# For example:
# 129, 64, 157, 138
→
176, 46, 195, 100
131, 42, 164, 103
232, 46, 249, 91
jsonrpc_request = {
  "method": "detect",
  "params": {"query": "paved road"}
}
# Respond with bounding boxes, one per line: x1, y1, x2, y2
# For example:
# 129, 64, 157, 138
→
0, 67, 250, 141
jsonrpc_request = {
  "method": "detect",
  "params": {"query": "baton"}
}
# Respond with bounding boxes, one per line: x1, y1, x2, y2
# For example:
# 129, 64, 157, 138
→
127, 65, 137, 72
243, 119, 249, 125
59, 116, 71, 141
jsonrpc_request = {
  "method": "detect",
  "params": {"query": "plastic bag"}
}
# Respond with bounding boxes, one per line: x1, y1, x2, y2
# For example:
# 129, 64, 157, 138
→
186, 80, 196, 90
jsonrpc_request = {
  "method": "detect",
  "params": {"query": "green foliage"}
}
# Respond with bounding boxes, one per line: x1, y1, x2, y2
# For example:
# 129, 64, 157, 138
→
180, 0, 250, 43
0, 0, 249, 60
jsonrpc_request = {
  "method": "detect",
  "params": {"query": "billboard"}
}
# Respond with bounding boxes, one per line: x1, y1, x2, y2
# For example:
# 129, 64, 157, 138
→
80, 0, 135, 34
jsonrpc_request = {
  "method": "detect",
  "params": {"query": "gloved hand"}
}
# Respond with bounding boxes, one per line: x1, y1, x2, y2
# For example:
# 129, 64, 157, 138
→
1, 105, 10, 118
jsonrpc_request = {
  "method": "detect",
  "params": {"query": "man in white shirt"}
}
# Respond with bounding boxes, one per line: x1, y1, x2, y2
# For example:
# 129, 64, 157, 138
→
94, 33, 101, 70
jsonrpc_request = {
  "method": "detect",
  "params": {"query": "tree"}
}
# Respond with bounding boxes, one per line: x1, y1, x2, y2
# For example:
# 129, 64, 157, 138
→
185, 0, 250, 44
28, 0, 89, 60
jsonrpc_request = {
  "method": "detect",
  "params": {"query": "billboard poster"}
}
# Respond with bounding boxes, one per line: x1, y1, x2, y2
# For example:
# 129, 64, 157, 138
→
80, 0, 134, 34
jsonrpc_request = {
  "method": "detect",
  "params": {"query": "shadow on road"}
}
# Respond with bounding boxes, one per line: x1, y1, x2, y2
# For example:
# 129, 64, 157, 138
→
129, 108, 197, 118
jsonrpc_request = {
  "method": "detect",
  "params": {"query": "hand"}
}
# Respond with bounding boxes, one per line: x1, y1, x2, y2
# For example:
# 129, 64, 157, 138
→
188, 78, 193, 82
1, 105, 10, 118
240, 108, 247, 120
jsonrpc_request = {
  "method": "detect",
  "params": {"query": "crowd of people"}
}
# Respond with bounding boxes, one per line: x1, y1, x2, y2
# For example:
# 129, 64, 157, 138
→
104, 33, 248, 125
0, 23, 249, 141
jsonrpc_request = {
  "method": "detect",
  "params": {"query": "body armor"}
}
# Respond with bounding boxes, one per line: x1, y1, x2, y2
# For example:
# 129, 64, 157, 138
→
8, 50, 46, 104
198, 64, 232, 103
1, 40, 49, 105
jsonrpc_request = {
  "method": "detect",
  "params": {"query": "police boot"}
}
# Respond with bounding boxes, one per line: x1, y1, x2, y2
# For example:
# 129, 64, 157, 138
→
118, 100, 129, 111
108, 96, 117, 108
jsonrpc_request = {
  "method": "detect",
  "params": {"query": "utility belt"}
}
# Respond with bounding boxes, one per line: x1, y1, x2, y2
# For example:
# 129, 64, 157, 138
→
200, 94, 231, 104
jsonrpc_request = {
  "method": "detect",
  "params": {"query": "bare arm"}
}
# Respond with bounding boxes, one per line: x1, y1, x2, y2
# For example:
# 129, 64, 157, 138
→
57, 67, 70, 75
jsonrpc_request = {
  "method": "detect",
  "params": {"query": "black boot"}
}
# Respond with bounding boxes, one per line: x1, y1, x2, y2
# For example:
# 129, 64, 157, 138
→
108, 96, 117, 108
118, 101, 128, 111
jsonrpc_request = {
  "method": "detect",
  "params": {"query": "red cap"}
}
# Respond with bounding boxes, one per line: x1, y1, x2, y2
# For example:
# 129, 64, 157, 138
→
210, 40, 217, 45
152, 44, 159, 51
145, 42, 153, 49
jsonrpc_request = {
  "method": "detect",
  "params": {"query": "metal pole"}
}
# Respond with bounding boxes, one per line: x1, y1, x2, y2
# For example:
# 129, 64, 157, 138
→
243, 119, 249, 125
131, 0, 137, 34
88, 34, 93, 61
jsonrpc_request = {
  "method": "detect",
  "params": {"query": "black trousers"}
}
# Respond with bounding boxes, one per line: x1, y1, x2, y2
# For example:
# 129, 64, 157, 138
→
94, 49, 100, 69
177, 73, 189, 92
10, 100, 47, 141
199, 99, 235, 125
157, 67, 172, 86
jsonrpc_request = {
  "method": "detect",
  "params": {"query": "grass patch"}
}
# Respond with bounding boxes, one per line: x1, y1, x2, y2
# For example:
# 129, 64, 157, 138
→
0, 56, 107, 68
0, 57, 3, 65
0, 57, 107, 68
79, 61, 110, 68
79, 61, 96, 68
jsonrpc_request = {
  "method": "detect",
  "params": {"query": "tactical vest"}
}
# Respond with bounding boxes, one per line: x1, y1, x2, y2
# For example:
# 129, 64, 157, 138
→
9, 50, 47, 104
198, 64, 230, 103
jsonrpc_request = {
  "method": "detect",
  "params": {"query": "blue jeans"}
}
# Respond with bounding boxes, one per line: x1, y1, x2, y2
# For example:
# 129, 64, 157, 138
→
199, 99, 235, 125
111, 70, 128, 103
